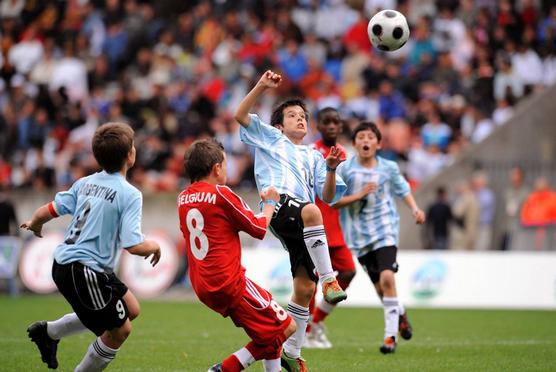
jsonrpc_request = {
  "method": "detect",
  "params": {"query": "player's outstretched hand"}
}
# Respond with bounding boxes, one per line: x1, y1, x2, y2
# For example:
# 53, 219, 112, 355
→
145, 243, 161, 267
20, 221, 43, 238
361, 182, 378, 196
258, 70, 282, 89
413, 208, 426, 224
261, 186, 280, 203
325, 146, 346, 171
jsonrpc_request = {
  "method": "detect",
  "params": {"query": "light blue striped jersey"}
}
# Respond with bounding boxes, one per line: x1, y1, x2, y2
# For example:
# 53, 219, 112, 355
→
240, 114, 346, 204
337, 155, 410, 256
52, 171, 145, 273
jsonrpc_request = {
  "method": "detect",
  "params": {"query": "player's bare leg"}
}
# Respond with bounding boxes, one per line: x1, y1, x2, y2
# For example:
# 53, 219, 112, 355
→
75, 290, 139, 371
301, 204, 346, 304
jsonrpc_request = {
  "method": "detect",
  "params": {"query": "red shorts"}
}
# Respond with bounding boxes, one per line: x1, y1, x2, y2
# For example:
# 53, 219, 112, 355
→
228, 278, 291, 345
330, 244, 356, 273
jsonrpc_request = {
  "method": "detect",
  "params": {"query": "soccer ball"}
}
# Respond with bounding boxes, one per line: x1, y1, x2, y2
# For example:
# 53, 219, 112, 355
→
367, 9, 410, 52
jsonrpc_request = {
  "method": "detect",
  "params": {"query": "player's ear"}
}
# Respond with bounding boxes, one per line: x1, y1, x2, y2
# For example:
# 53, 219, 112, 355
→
213, 162, 221, 177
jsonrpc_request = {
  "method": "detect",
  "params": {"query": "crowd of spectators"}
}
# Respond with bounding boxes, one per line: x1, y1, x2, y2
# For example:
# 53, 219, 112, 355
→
0, 0, 555, 194
424, 167, 556, 250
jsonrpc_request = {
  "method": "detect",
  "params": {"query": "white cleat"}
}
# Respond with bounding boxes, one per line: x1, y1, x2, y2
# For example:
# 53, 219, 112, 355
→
303, 322, 332, 349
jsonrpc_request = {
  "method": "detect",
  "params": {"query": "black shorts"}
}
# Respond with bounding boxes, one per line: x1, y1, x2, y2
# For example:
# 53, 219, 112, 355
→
357, 246, 399, 284
269, 194, 318, 282
52, 260, 129, 336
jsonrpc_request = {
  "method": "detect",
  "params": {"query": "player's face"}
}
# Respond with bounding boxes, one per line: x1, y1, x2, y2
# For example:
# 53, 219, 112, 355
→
354, 129, 380, 159
317, 111, 342, 143
279, 105, 307, 142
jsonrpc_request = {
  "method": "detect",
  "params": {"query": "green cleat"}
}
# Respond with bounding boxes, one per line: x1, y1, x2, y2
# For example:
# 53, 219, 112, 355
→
322, 277, 347, 304
280, 351, 308, 372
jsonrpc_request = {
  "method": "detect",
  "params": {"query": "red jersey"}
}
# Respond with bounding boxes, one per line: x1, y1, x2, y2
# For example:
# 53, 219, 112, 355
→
311, 139, 347, 247
177, 182, 267, 316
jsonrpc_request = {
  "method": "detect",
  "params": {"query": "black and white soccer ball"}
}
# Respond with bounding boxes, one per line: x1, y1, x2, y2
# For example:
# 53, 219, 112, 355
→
367, 9, 410, 52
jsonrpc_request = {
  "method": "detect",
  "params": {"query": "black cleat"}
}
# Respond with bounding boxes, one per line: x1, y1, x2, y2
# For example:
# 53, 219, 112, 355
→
207, 363, 223, 372
379, 336, 397, 354
399, 312, 413, 340
27, 321, 59, 369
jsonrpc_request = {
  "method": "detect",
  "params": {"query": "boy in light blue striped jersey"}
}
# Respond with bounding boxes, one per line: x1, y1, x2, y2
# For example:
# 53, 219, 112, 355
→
235, 70, 347, 369
334, 121, 425, 354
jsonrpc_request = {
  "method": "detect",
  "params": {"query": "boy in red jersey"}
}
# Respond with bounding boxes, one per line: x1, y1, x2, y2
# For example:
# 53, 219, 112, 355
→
178, 139, 296, 372
305, 108, 357, 348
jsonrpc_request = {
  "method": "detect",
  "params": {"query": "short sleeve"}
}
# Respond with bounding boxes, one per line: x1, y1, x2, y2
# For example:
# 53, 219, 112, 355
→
120, 193, 145, 249
390, 162, 410, 198
53, 178, 84, 216
216, 185, 267, 240
314, 152, 347, 205
239, 113, 282, 148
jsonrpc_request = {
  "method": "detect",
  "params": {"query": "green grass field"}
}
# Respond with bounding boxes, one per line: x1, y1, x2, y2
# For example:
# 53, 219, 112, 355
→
1, 295, 555, 371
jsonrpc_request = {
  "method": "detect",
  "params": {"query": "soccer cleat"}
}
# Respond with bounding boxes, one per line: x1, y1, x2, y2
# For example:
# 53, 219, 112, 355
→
310, 321, 332, 349
27, 321, 59, 369
322, 277, 347, 304
302, 329, 319, 349
399, 312, 413, 340
280, 351, 308, 372
379, 336, 397, 354
207, 363, 223, 372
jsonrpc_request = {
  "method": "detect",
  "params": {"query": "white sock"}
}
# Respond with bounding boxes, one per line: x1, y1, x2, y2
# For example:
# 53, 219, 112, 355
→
47, 313, 87, 340
233, 347, 255, 369
398, 301, 406, 316
383, 297, 400, 339
263, 358, 281, 372
283, 302, 309, 358
74, 337, 119, 372
317, 299, 335, 315
303, 226, 334, 281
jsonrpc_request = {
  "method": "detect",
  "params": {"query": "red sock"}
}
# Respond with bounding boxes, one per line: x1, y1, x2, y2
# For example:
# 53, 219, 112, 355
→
222, 354, 243, 372
337, 276, 351, 290
312, 307, 329, 324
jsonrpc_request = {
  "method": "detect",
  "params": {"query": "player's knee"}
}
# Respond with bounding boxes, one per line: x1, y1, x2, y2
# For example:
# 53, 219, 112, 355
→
106, 321, 132, 347
128, 303, 140, 321
300, 203, 323, 226
379, 270, 396, 291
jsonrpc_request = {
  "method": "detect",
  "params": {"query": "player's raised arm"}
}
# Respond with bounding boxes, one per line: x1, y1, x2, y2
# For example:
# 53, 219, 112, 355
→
20, 201, 59, 238
322, 146, 346, 203
234, 70, 282, 127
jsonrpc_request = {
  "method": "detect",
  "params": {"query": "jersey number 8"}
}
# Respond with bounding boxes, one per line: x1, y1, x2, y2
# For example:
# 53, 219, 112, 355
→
186, 208, 209, 260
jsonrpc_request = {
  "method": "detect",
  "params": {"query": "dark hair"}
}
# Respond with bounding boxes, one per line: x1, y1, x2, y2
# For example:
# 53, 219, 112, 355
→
316, 107, 338, 123
436, 186, 447, 197
92, 122, 134, 173
352, 121, 382, 142
183, 138, 225, 182
270, 98, 308, 127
